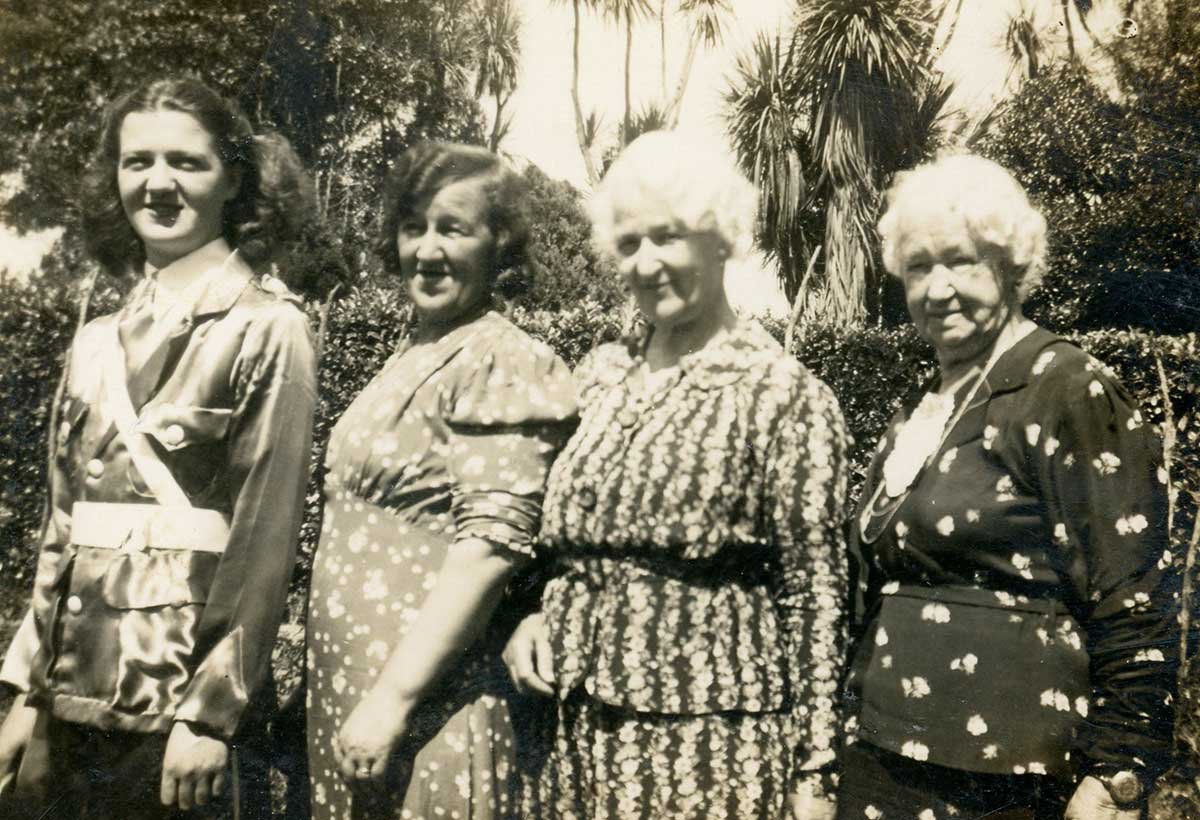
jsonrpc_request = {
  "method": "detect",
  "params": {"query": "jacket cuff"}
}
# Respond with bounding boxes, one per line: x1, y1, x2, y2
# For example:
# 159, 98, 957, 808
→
174, 627, 248, 740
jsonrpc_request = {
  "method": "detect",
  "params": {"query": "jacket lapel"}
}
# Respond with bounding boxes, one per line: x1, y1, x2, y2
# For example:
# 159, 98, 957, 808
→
86, 242, 251, 460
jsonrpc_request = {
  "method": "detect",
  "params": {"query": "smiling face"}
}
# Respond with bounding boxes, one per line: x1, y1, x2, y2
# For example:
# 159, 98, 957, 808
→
117, 109, 240, 268
898, 208, 1014, 371
397, 176, 496, 325
610, 193, 728, 332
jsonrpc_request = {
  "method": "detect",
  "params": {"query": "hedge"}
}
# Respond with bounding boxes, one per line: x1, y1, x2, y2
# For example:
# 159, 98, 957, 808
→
4, 280, 1199, 601
3, 279, 1200, 813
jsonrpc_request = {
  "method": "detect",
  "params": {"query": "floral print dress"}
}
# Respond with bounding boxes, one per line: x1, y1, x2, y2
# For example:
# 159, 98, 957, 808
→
306, 310, 577, 819
532, 321, 850, 819
841, 328, 1177, 818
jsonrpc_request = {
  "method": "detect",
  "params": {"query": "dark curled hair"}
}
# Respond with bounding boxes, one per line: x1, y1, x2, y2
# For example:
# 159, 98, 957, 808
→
374, 142, 536, 300
79, 77, 315, 275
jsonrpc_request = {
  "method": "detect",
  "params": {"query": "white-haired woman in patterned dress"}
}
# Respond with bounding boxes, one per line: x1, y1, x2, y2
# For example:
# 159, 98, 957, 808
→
839, 153, 1177, 820
503, 130, 850, 820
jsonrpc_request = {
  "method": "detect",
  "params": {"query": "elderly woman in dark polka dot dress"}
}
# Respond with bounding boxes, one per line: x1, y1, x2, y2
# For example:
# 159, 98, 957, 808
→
305, 142, 577, 819
839, 154, 1178, 820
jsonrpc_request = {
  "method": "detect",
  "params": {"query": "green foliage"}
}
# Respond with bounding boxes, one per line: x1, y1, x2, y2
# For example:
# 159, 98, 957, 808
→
724, 0, 947, 324
0, 0, 489, 296
978, 7, 1200, 333
513, 164, 625, 313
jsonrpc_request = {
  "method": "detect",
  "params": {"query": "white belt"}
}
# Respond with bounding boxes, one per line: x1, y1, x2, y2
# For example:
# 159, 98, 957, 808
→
70, 502, 230, 553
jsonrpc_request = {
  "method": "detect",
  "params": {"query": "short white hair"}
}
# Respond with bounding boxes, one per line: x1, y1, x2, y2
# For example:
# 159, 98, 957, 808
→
588, 130, 757, 260
878, 153, 1048, 303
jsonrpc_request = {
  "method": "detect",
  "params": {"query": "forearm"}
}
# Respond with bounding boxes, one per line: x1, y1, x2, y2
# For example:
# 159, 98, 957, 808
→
372, 537, 518, 705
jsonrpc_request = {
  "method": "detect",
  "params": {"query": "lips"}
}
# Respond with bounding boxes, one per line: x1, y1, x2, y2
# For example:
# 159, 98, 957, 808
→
144, 203, 183, 225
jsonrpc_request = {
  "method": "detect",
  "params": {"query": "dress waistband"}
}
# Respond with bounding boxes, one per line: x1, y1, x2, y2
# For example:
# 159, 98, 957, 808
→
885, 582, 1071, 616
71, 502, 230, 553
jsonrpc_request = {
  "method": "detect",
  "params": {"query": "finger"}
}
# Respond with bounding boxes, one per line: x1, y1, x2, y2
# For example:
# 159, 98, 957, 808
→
193, 773, 212, 807
339, 752, 358, 782
159, 772, 178, 808
212, 769, 226, 799
534, 630, 556, 686
369, 754, 387, 780
176, 774, 195, 812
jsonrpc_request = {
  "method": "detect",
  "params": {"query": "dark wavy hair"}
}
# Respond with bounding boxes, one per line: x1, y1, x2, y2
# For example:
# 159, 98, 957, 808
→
80, 77, 315, 275
374, 142, 536, 300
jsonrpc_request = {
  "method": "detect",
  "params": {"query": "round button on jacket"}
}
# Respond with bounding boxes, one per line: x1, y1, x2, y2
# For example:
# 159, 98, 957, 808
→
578, 487, 597, 510
163, 424, 185, 446
85, 458, 104, 479
66, 595, 83, 614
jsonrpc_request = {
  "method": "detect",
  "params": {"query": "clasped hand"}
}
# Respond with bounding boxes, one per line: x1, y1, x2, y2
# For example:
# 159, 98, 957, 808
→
501, 612, 555, 696
334, 686, 412, 783
160, 721, 229, 810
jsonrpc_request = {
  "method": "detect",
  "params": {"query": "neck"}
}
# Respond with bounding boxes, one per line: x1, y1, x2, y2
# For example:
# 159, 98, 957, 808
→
149, 237, 229, 293
646, 296, 738, 368
937, 309, 1032, 390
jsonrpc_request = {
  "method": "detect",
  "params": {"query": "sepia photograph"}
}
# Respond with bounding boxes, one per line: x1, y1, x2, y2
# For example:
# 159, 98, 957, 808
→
0, 0, 1197, 817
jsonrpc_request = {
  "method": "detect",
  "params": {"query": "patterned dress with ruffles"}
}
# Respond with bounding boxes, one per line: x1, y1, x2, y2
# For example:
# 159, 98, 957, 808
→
306, 309, 577, 819
532, 320, 850, 819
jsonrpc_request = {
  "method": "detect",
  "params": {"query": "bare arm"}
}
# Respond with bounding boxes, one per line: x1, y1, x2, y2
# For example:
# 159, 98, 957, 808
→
334, 536, 519, 780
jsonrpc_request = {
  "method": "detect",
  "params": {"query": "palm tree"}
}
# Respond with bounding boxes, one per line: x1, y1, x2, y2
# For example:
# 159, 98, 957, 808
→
788, 0, 935, 323
724, 32, 818, 302
549, 0, 604, 184
601, 0, 653, 147
664, 0, 731, 127
472, 0, 522, 152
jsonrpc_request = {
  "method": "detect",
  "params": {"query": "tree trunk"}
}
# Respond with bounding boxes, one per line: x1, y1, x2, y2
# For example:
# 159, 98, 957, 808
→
1061, 0, 1077, 60
666, 35, 699, 127
570, 0, 601, 184
622, 12, 633, 147
489, 93, 509, 152
659, 0, 667, 100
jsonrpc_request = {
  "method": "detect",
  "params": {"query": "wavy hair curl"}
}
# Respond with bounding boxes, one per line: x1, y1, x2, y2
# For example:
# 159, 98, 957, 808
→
79, 77, 314, 275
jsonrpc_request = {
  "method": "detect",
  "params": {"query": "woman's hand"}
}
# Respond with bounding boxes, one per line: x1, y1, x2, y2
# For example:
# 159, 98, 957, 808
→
160, 721, 229, 810
0, 694, 36, 794
334, 686, 413, 783
502, 612, 555, 697
1064, 775, 1141, 820
787, 775, 836, 820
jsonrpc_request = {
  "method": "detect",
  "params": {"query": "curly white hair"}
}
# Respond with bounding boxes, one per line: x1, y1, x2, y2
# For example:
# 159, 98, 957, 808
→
878, 153, 1048, 303
588, 130, 758, 261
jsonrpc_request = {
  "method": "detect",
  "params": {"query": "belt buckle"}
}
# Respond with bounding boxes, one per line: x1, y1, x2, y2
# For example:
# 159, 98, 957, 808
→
121, 514, 152, 553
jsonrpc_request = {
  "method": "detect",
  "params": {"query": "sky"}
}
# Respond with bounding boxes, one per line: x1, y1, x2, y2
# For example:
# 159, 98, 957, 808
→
498, 0, 1052, 316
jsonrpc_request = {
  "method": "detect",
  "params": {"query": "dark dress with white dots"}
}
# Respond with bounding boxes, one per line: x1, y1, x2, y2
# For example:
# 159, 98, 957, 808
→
838, 328, 1178, 819
306, 309, 576, 819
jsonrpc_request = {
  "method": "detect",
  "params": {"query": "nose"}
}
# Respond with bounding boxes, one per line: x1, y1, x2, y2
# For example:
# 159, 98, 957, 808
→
629, 237, 663, 279
925, 265, 956, 301
145, 159, 175, 195
413, 228, 442, 263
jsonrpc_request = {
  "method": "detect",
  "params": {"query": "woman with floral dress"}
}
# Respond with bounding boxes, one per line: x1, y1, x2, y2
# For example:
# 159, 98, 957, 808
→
305, 142, 577, 819
502, 130, 850, 820
839, 154, 1177, 820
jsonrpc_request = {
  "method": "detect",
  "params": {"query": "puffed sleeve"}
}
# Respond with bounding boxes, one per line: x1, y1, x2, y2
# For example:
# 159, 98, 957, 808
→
440, 330, 578, 558
1029, 347, 1176, 777
764, 369, 851, 796
174, 302, 317, 739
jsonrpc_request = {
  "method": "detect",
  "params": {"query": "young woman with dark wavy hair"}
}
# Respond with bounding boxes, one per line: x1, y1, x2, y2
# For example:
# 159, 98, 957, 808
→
0, 76, 318, 819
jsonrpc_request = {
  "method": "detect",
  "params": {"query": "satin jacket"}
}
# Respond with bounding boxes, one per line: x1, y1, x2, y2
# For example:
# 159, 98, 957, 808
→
0, 239, 317, 740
